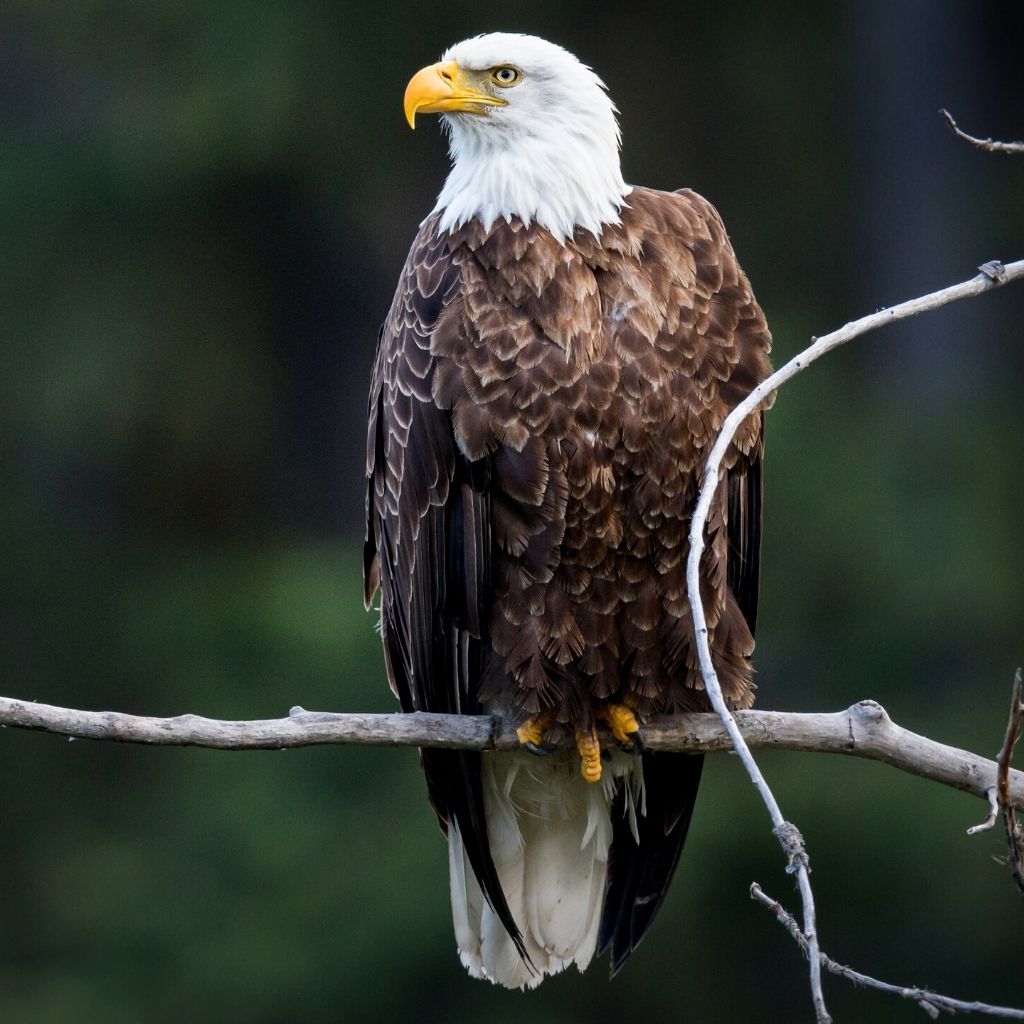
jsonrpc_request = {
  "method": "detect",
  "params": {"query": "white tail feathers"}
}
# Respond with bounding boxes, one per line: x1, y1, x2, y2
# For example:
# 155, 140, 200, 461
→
448, 750, 644, 989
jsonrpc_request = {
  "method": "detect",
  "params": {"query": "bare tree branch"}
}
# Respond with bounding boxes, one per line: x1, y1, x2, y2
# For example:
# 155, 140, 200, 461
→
3, 695, 1022, 810
996, 669, 1024, 895
1, 264, 1021, 1019
941, 109, 1024, 154
751, 884, 1024, 1020
685, 258, 1024, 1022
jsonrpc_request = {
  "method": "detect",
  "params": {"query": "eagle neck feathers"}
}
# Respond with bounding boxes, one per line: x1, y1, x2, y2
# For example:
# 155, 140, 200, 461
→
433, 95, 629, 242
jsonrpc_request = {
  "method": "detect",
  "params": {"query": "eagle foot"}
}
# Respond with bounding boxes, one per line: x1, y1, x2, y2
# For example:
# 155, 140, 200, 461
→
516, 710, 555, 753
598, 703, 644, 754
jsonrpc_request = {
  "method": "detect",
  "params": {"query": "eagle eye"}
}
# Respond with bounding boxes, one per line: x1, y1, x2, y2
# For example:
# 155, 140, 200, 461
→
491, 66, 521, 87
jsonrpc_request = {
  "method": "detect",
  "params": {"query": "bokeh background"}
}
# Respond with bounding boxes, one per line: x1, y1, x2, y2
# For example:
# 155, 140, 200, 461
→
2, 2, 1023, 1021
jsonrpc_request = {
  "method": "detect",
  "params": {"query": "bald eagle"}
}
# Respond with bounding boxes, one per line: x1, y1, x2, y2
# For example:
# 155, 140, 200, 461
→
364, 33, 772, 988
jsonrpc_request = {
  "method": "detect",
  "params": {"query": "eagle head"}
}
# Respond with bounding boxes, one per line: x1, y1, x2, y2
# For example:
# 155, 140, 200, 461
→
403, 33, 629, 241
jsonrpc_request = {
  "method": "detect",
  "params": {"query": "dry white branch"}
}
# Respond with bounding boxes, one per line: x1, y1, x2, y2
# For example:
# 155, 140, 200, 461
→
941, 109, 1024, 154
751, 884, 1024, 1020
686, 258, 1024, 1022
2, 695, 1022, 810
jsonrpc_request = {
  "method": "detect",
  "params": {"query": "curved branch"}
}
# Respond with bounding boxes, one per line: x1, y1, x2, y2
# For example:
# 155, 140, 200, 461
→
941, 109, 1024, 154
1, 695, 1021, 810
685, 258, 1024, 1022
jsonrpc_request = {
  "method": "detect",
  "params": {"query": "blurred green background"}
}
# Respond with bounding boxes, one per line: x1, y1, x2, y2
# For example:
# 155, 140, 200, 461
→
2, 2, 1023, 1021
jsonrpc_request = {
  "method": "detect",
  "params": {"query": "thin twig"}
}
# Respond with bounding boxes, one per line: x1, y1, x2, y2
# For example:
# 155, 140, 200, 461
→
996, 669, 1024, 895
751, 884, 1024, 1020
940, 109, 1024, 154
1, 695, 1022, 808
685, 259, 1024, 1023
967, 787, 999, 835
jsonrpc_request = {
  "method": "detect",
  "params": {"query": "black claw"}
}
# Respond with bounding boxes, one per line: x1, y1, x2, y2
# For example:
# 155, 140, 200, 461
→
525, 742, 553, 757
630, 731, 646, 754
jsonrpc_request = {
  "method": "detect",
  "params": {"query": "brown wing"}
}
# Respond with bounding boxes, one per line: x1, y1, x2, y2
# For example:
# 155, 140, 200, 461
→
364, 217, 528, 960
599, 189, 771, 974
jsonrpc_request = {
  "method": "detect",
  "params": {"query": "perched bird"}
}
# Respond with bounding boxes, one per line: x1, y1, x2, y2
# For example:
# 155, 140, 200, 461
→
364, 33, 772, 988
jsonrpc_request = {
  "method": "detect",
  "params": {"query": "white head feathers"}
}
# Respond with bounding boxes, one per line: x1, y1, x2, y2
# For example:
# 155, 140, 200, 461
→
430, 33, 629, 241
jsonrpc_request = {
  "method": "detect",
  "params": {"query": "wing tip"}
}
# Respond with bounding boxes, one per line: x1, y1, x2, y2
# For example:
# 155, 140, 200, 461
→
598, 752, 705, 979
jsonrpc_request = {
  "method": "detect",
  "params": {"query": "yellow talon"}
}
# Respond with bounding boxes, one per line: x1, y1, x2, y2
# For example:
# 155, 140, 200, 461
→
516, 710, 554, 748
600, 703, 641, 746
576, 727, 603, 783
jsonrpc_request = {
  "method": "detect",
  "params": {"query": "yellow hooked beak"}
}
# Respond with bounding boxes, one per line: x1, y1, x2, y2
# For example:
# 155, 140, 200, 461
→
403, 61, 507, 128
